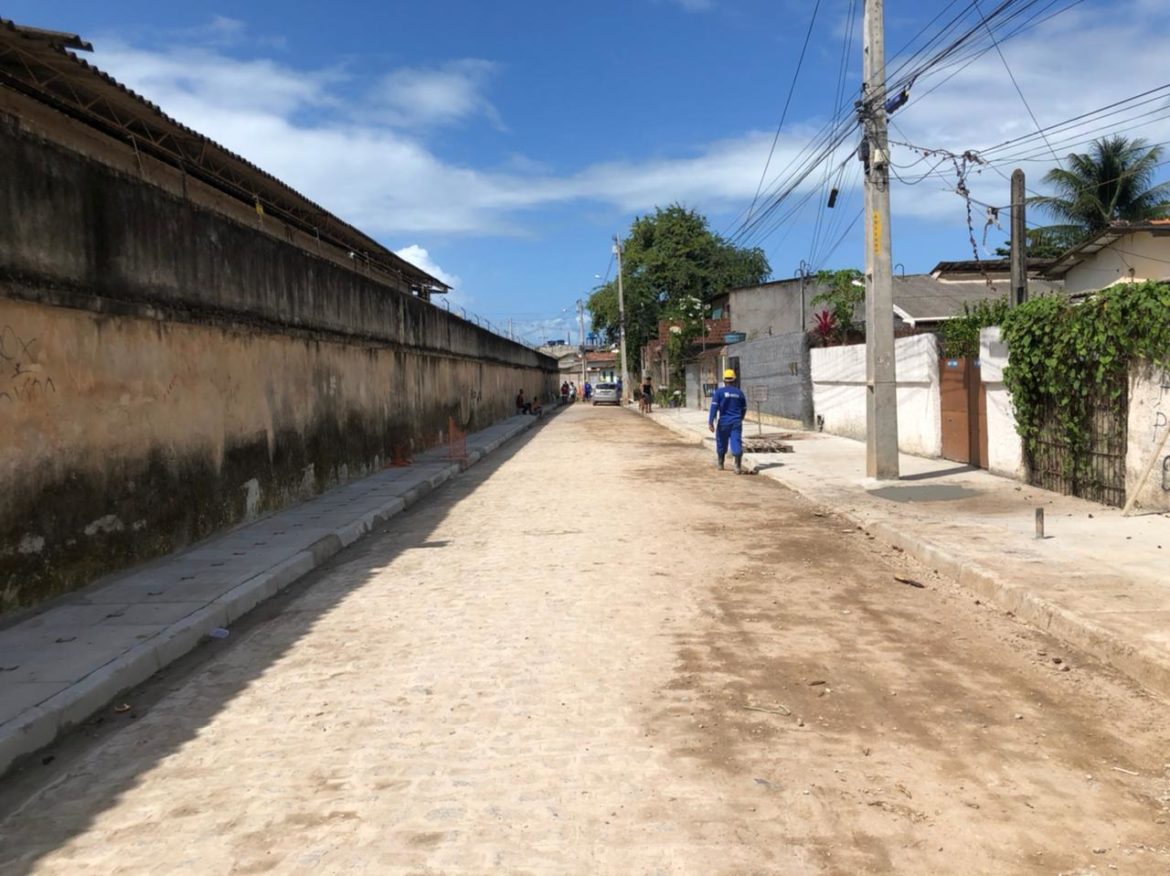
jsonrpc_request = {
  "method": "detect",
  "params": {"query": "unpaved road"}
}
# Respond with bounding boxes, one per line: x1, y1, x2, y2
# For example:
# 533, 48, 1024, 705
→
1, 405, 1169, 874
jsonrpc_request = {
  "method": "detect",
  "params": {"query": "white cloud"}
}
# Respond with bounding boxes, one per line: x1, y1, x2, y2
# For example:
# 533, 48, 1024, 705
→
394, 244, 473, 310
87, 3, 1170, 245
369, 60, 505, 130
395, 244, 460, 288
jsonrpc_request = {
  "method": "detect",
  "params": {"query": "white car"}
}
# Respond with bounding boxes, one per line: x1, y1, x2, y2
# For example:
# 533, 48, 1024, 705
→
591, 383, 620, 405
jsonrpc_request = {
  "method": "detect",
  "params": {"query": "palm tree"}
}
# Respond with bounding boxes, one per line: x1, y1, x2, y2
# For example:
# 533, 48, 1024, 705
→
1029, 136, 1170, 246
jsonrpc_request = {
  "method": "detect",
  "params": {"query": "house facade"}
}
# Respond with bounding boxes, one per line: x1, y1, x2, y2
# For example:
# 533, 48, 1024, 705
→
1042, 221, 1170, 294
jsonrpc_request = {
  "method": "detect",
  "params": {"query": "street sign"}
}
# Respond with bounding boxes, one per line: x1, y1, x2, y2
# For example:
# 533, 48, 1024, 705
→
748, 385, 768, 403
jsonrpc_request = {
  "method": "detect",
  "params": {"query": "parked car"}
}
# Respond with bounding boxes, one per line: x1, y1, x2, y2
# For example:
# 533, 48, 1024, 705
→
592, 382, 620, 405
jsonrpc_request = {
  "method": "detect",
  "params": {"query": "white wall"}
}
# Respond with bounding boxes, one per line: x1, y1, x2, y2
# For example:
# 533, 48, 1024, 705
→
810, 333, 941, 457
1126, 359, 1170, 513
1063, 231, 1170, 294
979, 326, 1025, 480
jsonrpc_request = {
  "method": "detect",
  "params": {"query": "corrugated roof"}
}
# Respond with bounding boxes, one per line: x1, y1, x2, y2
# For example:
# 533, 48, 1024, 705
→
892, 274, 1062, 324
0, 18, 446, 294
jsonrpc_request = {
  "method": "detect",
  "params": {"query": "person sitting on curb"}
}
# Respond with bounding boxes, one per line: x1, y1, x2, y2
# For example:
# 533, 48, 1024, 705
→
516, 389, 531, 415
530, 395, 543, 417
708, 368, 747, 474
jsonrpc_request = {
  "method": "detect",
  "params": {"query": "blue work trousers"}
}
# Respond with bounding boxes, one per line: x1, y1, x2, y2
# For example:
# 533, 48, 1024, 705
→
715, 421, 743, 458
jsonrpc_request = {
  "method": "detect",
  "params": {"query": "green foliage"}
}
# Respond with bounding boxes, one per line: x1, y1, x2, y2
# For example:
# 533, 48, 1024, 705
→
587, 205, 771, 372
809, 268, 864, 340
1001, 281, 1170, 480
940, 297, 1011, 358
1029, 136, 1170, 246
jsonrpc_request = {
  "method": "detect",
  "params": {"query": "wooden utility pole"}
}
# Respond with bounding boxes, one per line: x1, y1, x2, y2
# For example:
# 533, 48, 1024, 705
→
613, 236, 631, 404
1010, 168, 1028, 306
862, 0, 900, 479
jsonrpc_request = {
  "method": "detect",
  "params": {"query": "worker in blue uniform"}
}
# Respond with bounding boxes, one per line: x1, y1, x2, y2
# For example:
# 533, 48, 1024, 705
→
708, 368, 748, 474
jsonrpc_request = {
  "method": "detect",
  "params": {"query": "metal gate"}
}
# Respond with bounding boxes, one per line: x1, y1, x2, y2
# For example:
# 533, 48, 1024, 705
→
1027, 376, 1127, 507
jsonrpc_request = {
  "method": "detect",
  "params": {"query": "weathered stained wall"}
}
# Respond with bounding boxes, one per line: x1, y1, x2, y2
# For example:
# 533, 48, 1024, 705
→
810, 334, 942, 458
1125, 359, 1170, 513
729, 278, 826, 340
0, 104, 555, 614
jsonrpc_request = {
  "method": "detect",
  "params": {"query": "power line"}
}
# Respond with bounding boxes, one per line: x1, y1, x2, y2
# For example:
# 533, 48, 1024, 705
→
972, 0, 1062, 164
745, 0, 823, 224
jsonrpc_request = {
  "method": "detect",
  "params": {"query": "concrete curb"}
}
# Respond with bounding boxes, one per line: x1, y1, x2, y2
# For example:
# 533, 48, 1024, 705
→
647, 415, 1170, 699
0, 415, 538, 776
866, 518, 1170, 698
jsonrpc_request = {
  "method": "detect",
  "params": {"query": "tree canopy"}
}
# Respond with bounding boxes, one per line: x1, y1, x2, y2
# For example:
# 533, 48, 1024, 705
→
1029, 136, 1170, 247
587, 205, 770, 372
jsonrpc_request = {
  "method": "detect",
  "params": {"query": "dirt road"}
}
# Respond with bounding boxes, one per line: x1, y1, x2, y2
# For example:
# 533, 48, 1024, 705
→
1, 405, 1168, 874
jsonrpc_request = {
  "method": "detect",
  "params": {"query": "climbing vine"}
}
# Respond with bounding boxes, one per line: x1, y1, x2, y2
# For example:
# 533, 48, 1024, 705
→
939, 297, 1011, 358
1000, 281, 1170, 476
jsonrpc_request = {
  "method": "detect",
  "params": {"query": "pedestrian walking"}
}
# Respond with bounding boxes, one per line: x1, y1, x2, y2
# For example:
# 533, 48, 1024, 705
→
708, 368, 747, 474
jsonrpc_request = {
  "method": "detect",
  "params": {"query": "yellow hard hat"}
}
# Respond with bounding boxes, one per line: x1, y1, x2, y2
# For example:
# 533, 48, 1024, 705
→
723, 369, 737, 379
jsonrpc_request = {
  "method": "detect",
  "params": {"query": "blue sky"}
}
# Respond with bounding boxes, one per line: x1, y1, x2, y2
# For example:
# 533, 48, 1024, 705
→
8, 0, 1170, 343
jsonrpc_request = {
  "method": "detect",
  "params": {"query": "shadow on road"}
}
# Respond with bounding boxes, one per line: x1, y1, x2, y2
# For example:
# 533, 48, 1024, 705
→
0, 425, 546, 874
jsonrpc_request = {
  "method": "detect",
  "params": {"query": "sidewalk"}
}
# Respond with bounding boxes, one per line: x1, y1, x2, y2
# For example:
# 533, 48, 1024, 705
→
0, 414, 542, 776
645, 406, 1170, 699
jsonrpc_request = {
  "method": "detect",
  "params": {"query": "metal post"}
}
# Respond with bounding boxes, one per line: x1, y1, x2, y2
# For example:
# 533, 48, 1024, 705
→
614, 236, 631, 404
861, 0, 900, 480
1011, 168, 1028, 306
577, 299, 587, 389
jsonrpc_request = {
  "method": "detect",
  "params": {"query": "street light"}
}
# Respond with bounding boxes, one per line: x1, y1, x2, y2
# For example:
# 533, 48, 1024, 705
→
612, 238, 630, 404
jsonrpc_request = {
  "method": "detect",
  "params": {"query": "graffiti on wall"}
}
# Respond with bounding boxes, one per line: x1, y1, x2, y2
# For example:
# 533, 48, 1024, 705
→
1152, 368, 1170, 490
0, 325, 55, 404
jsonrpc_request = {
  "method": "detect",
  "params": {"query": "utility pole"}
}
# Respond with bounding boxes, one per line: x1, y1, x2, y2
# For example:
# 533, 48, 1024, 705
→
613, 236, 631, 404
577, 298, 587, 388
861, 0, 900, 480
1010, 168, 1028, 306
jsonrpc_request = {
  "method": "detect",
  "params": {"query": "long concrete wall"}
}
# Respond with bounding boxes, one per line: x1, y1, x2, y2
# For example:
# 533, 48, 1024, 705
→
0, 103, 555, 615
810, 334, 942, 457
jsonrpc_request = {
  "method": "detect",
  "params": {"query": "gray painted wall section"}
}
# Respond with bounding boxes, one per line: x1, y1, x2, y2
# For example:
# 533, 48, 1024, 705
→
727, 331, 813, 427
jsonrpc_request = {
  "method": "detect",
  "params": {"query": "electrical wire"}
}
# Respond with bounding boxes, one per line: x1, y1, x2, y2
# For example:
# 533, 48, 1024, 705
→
972, 0, 1062, 163
744, 0, 823, 225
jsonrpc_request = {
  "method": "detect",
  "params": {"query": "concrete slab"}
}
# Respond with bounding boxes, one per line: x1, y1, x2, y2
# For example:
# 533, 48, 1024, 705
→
0, 681, 70, 719
0, 625, 161, 684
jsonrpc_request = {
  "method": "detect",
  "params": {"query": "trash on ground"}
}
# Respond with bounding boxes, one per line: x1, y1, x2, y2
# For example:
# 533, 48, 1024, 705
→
209, 628, 230, 639
894, 576, 925, 588
743, 703, 791, 716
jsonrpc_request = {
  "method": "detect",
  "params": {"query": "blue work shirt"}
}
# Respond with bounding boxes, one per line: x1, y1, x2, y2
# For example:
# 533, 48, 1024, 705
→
709, 384, 747, 427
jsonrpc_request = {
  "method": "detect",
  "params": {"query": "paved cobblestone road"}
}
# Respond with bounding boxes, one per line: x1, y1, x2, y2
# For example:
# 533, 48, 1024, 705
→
2, 405, 1169, 874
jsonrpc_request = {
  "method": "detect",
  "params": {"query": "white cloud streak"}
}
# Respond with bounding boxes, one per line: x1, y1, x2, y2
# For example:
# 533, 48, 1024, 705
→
89, 2, 1170, 246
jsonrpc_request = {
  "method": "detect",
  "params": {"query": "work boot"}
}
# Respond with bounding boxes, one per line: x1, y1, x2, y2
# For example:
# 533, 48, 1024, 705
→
734, 454, 743, 475
717, 455, 725, 471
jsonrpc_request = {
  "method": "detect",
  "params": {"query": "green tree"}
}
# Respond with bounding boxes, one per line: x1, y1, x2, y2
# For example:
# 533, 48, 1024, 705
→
587, 205, 770, 372
1029, 136, 1170, 246
809, 268, 864, 340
